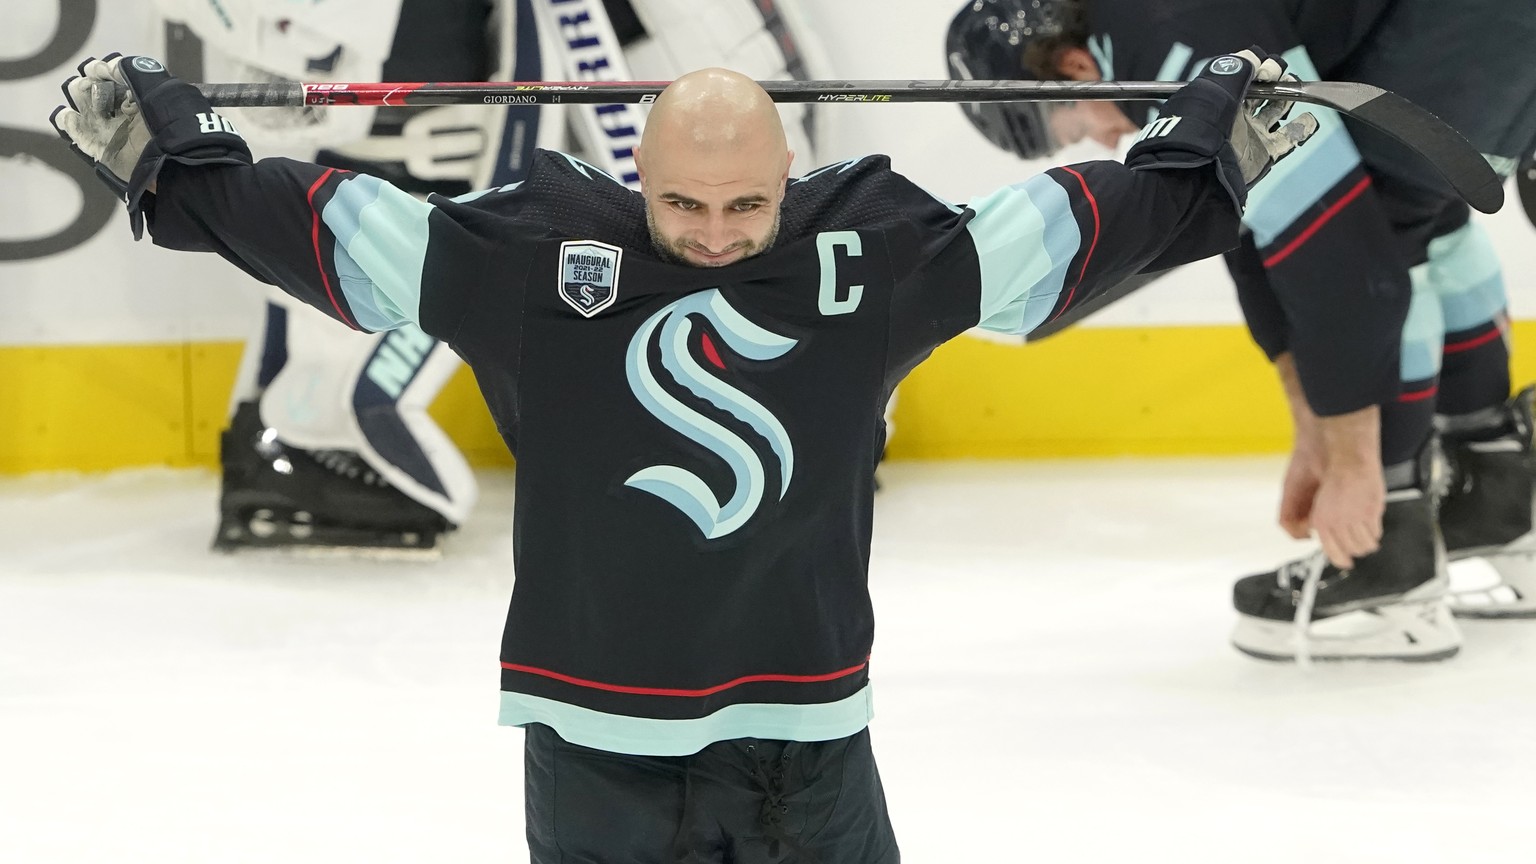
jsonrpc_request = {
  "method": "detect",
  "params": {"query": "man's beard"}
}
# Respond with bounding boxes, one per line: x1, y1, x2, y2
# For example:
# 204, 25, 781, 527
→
646, 205, 781, 267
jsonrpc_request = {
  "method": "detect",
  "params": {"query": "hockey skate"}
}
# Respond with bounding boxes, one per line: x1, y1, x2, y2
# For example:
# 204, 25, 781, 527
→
214, 401, 453, 556
1440, 385, 1536, 618
1230, 454, 1460, 662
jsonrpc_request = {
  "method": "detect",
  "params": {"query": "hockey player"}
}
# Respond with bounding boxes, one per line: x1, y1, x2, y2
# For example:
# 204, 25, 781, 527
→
947, 0, 1536, 661
54, 47, 1311, 861
156, 0, 824, 552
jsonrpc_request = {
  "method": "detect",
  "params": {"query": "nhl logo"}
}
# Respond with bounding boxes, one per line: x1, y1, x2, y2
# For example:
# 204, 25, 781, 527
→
558, 240, 622, 317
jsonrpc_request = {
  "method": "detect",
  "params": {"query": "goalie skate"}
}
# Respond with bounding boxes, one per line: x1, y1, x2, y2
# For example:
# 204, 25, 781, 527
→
1230, 481, 1461, 663
1440, 386, 1536, 617
213, 402, 452, 557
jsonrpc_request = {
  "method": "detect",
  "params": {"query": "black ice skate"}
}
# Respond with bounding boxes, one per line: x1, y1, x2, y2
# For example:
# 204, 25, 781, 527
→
1440, 385, 1536, 618
1230, 448, 1459, 663
214, 401, 452, 556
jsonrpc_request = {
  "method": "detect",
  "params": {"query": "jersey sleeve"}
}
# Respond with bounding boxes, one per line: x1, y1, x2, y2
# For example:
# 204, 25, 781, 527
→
883, 155, 1239, 381
963, 160, 1239, 336
145, 158, 484, 341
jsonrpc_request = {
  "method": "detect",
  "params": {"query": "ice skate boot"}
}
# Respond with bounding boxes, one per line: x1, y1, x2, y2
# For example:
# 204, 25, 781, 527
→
213, 401, 452, 555
1230, 447, 1460, 662
1440, 385, 1536, 618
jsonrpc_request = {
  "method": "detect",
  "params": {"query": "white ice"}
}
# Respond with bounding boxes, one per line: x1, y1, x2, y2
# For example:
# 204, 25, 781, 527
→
2, 460, 1532, 863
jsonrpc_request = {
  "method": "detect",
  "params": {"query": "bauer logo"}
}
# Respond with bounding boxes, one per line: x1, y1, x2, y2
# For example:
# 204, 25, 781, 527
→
131, 57, 164, 73
558, 241, 622, 317
1209, 56, 1245, 75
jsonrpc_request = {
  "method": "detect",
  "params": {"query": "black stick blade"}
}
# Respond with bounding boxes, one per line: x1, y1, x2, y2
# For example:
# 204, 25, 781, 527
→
1520, 154, 1536, 228
1284, 82, 1504, 214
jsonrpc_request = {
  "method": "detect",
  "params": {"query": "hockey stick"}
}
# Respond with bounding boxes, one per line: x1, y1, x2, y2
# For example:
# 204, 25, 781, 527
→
196, 78, 1504, 215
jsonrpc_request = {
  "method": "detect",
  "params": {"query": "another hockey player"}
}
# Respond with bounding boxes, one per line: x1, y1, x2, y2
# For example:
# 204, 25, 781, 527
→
53, 49, 1312, 860
947, 0, 1536, 661
156, 0, 825, 552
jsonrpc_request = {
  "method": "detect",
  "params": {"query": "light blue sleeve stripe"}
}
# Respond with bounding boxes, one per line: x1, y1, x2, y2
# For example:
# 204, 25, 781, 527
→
1401, 266, 1444, 381
320, 174, 434, 330
963, 174, 1080, 336
1241, 48, 1365, 248
1425, 222, 1507, 331
497, 686, 875, 757
332, 244, 411, 331
452, 181, 522, 203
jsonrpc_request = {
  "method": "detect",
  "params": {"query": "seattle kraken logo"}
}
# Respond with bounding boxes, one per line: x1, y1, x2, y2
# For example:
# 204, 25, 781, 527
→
625, 290, 797, 539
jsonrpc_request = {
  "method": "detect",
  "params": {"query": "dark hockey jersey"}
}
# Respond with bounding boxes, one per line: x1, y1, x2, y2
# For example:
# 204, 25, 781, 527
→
147, 147, 1237, 755
1083, 0, 1418, 415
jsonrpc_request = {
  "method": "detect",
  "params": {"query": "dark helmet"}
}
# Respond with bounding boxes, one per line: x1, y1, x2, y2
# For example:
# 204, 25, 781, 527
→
945, 0, 1086, 159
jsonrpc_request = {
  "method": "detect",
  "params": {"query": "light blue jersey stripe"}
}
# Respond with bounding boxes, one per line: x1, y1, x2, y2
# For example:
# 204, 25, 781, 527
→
964, 174, 1081, 335
331, 245, 409, 331
497, 686, 875, 757
321, 174, 435, 330
1242, 48, 1364, 248
452, 181, 522, 203
1401, 269, 1444, 381
1424, 222, 1507, 332
1400, 221, 1509, 380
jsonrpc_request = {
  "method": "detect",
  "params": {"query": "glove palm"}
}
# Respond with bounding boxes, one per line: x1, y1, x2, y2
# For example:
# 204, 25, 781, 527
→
51, 56, 151, 199
1227, 49, 1319, 187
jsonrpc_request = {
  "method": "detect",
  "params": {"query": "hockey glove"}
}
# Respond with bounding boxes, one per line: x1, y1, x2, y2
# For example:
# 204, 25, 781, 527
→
1126, 47, 1318, 210
50, 54, 251, 239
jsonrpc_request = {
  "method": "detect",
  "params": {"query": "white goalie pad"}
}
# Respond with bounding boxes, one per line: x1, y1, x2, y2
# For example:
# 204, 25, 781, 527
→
322, 0, 568, 189
618, 0, 827, 168
528, 0, 648, 185
150, 0, 399, 147
249, 291, 479, 526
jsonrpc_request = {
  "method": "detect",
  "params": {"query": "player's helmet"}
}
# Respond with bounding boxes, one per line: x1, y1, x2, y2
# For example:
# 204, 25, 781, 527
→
945, 0, 1086, 159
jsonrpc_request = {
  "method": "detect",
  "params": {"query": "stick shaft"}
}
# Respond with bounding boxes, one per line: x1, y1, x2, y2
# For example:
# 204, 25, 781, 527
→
198, 78, 1320, 109
192, 77, 1503, 214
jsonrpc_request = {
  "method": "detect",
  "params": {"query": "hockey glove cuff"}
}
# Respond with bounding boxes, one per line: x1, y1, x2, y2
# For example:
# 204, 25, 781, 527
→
51, 54, 252, 239
1126, 48, 1318, 211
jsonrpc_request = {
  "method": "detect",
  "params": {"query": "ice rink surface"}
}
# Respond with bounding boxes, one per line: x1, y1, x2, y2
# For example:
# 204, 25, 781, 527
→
2, 459, 1532, 864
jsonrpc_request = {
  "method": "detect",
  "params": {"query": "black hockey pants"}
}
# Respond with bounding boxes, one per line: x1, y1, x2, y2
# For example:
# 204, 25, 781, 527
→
523, 723, 900, 863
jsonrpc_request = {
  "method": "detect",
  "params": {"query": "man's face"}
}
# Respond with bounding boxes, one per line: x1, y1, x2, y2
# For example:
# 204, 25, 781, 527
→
1046, 100, 1140, 151
1041, 46, 1141, 151
638, 143, 791, 268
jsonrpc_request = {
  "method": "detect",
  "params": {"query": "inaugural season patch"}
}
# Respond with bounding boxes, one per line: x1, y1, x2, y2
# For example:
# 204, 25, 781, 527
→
558, 240, 623, 317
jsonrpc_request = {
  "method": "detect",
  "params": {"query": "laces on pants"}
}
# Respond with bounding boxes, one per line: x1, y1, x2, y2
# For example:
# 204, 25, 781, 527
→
746, 745, 819, 863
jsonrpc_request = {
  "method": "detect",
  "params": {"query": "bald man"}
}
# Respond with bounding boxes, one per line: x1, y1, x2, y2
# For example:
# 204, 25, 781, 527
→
57, 52, 1313, 862
635, 69, 794, 267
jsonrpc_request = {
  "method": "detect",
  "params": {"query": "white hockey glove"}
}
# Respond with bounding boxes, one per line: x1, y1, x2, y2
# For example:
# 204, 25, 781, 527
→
1226, 49, 1318, 187
1126, 46, 1317, 209
51, 53, 251, 238
50, 56, 152, 199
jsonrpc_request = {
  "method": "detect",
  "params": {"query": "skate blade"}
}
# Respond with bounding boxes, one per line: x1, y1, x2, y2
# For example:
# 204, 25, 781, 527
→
1231, 600, 1462, 663
213, 507, 448, 562
213, 541, 444, 563
1446, 556, 1536, 618
1446, 591, 1536, 619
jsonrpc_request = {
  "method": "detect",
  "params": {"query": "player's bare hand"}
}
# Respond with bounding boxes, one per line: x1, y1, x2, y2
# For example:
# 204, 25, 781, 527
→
1307, 458, 1386, 569
1278, 440, 1324, 540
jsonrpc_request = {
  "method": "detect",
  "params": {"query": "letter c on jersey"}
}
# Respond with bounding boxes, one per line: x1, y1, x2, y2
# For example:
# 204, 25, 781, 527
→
817, 231, 864, 316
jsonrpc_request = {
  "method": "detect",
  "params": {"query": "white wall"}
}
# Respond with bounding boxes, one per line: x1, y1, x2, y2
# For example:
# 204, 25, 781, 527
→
3, 0, 1533, 347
